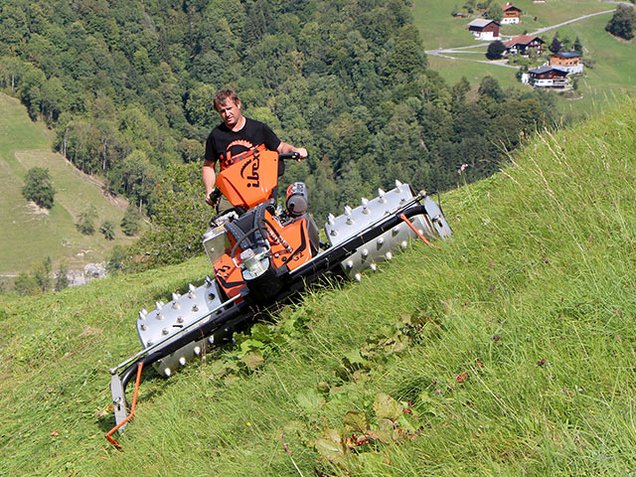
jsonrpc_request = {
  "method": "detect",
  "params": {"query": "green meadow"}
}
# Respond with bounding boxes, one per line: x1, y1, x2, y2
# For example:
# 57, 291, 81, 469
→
0, 94, 137, 285
414, 0, 635, 118
1, 100, 635, 476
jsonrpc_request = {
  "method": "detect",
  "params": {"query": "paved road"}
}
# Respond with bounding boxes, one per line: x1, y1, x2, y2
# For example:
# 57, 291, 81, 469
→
425, 8, 617, 68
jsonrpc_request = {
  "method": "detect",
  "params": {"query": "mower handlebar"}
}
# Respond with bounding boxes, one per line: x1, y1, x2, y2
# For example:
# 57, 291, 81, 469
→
278, 152, 305, 161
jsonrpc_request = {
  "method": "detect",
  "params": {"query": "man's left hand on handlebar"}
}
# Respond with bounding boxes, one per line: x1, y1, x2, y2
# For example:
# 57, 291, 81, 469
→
294, 147, 308, 160
206, 188, 220, 207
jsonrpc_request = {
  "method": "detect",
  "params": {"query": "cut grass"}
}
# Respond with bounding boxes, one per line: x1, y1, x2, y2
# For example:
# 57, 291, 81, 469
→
0, 93, 138, 282
1, 100, 635, 476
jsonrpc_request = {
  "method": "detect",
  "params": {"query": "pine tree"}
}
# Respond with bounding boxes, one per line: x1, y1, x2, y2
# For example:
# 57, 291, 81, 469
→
573, 37, 583, 54
54, 263, 69, 291
100, 220, 116, 240
549, 35, 562, 54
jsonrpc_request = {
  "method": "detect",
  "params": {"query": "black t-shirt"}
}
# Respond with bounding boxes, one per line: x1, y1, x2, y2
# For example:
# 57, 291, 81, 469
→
204, 118, 281, 170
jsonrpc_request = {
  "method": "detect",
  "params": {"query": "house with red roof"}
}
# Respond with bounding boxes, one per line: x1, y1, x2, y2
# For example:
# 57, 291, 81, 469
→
503, 35, 545, 56
467, 19, 501, 41
501, 3, 522, 24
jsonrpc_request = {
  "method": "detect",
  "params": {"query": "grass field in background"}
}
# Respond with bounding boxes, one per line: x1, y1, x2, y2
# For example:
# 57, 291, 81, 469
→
1, 100, 635, 476
415, 0, 635, 118
0, 94, 137, 283
428, 55, 521, 90
413, 0, 612, 50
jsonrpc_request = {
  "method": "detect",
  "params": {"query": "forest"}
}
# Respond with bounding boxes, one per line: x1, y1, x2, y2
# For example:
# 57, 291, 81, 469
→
0, 0, 556, 268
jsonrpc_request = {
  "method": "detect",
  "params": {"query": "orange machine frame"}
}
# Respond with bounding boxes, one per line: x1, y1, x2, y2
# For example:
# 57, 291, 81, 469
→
216, 147, 279, 209
213, 210, 312, 298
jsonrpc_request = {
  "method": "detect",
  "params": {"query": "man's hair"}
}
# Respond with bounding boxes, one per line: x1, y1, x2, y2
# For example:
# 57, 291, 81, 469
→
213, 89, 240, 111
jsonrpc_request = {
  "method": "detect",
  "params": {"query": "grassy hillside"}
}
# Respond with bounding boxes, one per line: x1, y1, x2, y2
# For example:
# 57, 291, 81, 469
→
415, 0, 635, 117
1, 101, 636, 475
0, 94, 137, 285
413, 0, 611, 50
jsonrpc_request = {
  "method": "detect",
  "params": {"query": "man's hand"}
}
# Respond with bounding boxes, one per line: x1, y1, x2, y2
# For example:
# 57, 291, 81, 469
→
294, 147, 308, 160
206, 188, 221, 207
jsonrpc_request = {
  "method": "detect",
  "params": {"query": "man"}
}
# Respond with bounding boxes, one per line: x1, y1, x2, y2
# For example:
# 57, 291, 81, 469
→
202, 89, 307, 210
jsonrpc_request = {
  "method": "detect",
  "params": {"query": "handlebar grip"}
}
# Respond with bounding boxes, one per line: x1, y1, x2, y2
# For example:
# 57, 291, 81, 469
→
278, 152, 301, 161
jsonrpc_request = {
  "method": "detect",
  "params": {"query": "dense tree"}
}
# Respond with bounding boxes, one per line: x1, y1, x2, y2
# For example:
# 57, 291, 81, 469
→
121, 205, 142, 236
0, 0, 557, 271
486, 40, 506, 60
125, 162, 211, 270
22, 167, 55, 209
478, 76, 505, 103
605, 5, 636, 40
486, 5, 503, 22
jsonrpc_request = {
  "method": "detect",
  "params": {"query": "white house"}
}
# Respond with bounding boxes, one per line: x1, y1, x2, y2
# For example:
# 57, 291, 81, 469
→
467, 19, 501, 41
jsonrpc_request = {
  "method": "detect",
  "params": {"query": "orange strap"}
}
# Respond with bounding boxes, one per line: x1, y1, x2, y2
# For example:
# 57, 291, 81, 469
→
105, 362, 144, 450
399, 213, 434, 246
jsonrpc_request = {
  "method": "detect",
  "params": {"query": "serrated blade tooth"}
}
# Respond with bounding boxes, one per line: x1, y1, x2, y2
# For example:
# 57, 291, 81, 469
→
378, 188, 386, 197
361, 197, 368, 206
354, 273, 362, 282
155, 301, 164, 311
327, 213, 336, 225
139, 309, 148, 320
188, 283, 196, 292
395, 179, 403, 187
172, 292, 180, 301
344, 205, 353, 216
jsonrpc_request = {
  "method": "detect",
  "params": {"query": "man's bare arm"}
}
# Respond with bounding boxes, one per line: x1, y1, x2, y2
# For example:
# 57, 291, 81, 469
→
202, 159, 217, 206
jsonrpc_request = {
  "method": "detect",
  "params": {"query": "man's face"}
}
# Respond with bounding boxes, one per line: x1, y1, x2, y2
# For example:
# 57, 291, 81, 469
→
216, 99, 242, 129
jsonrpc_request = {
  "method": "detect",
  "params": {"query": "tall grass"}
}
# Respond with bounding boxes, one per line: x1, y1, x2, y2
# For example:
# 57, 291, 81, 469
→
1, 100, 635, 476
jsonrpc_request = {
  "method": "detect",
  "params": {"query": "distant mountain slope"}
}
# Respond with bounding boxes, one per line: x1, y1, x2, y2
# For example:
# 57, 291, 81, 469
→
0, 93, 136, 286
1, 100, 634, 475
